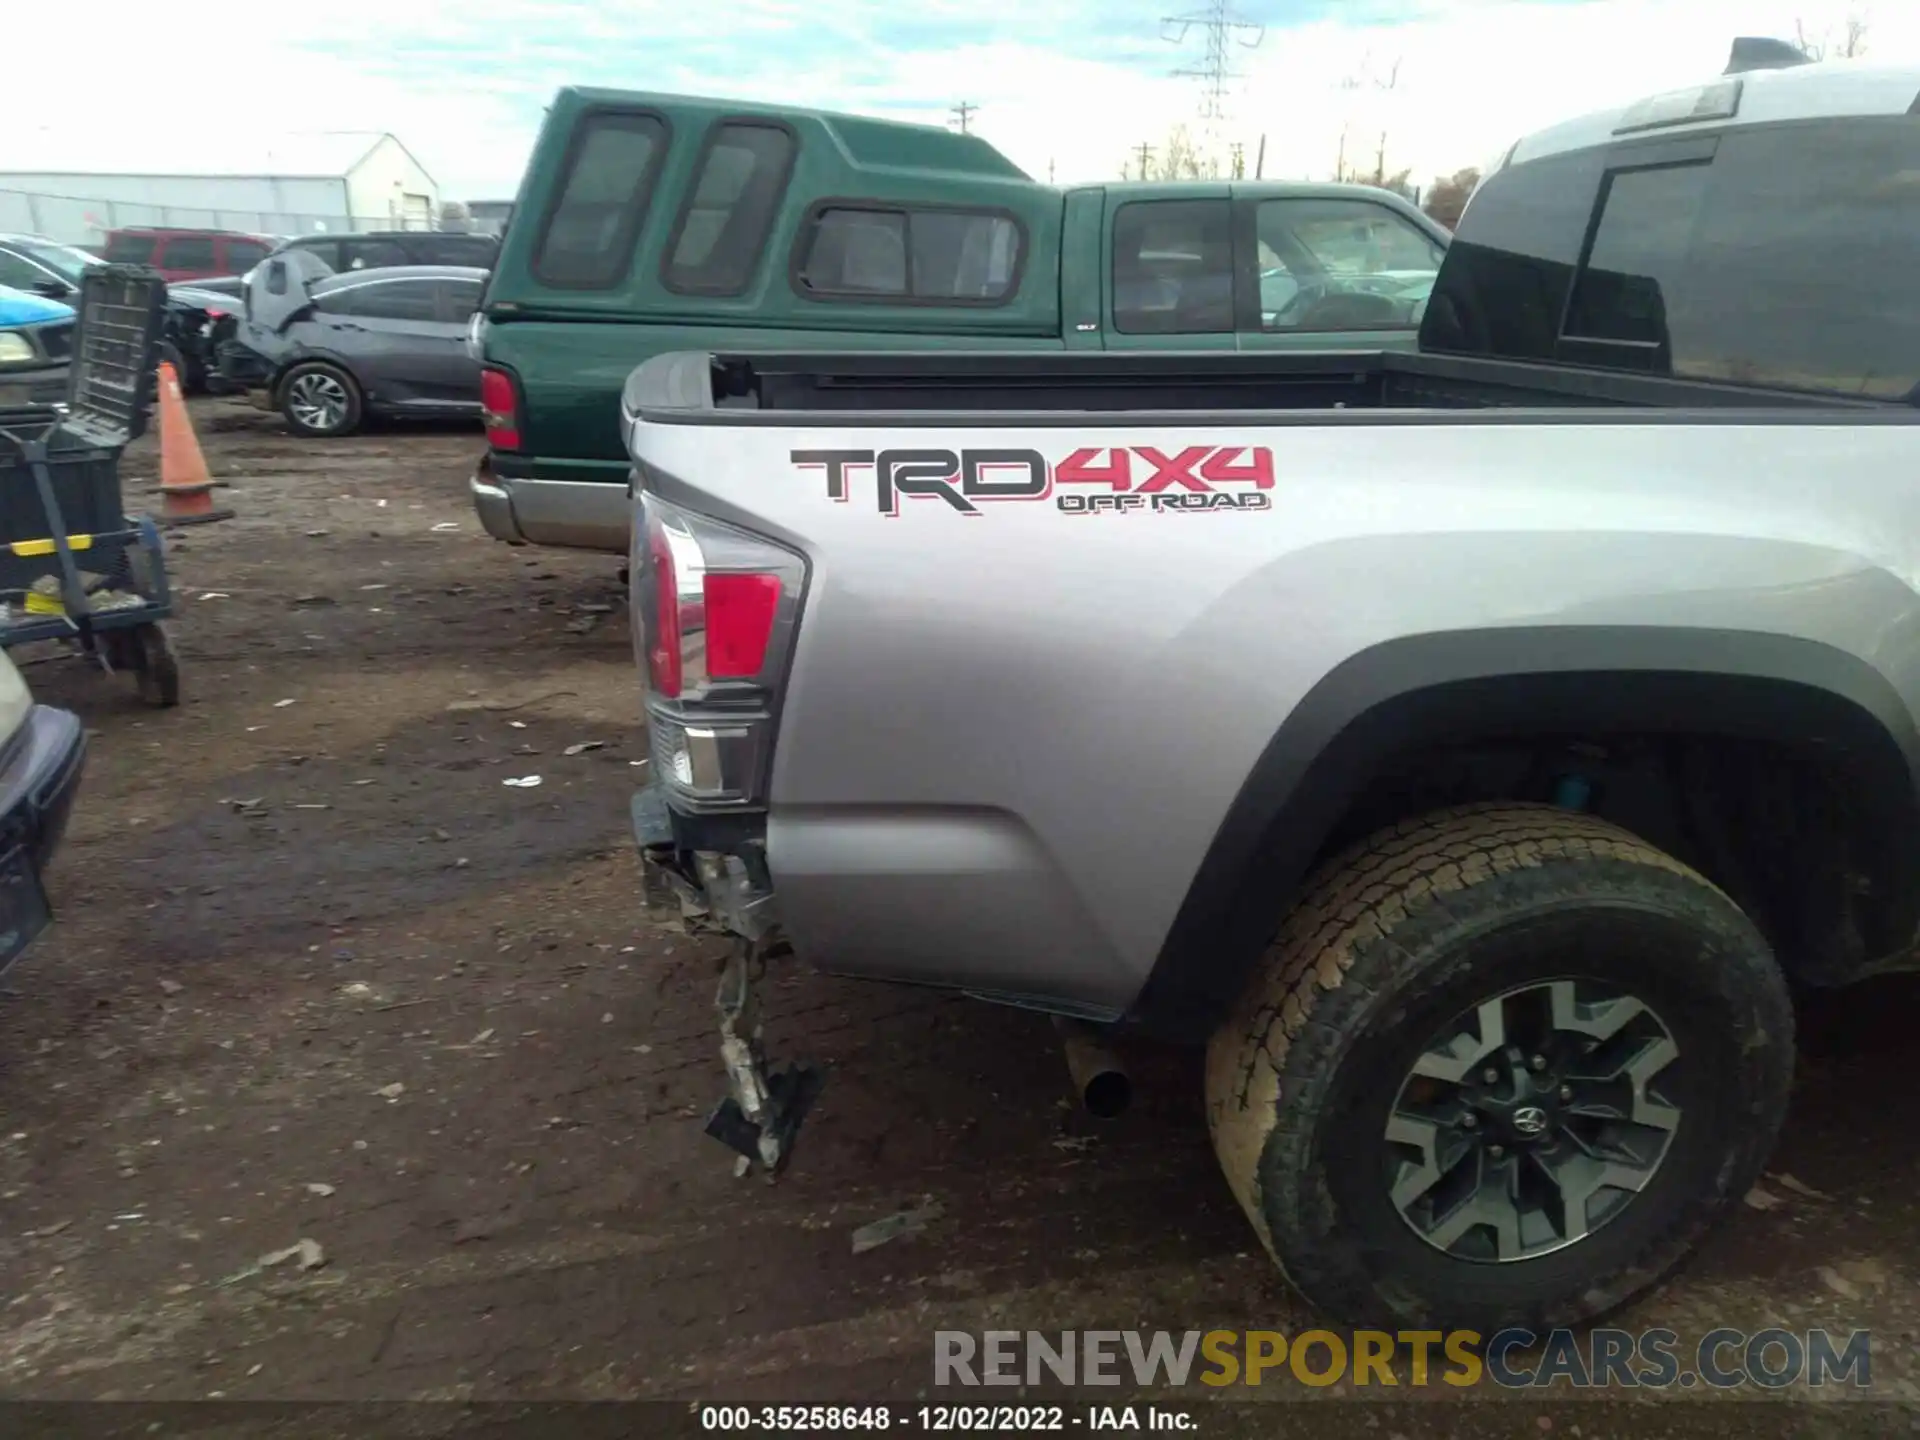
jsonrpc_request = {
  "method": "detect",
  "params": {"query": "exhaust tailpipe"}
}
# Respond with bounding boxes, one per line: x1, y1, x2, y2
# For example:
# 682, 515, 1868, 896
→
1055, 1017, 1131, 1119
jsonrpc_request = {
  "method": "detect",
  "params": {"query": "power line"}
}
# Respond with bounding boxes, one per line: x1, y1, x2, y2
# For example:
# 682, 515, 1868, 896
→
950, 101, 978, 134
1162, 0, 1264, 125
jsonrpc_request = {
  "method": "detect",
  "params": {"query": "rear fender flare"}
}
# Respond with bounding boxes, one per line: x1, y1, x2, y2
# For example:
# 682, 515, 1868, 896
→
1125, 626, 1920, 1040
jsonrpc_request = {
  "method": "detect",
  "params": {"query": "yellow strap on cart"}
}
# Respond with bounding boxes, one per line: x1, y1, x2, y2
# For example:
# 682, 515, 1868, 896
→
8, 536, 94, 557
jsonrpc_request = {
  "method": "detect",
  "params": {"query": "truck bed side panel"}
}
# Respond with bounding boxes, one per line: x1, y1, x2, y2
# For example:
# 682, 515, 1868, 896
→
632, 414, 1920, 1013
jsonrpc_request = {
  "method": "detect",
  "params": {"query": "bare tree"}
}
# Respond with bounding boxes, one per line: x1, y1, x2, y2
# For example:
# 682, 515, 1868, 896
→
1156, 123, 1220, 180
1374, 167, 1417, 202
1795, 10, 1870, 59
1336, 52, 1402, 185
1120, 124, 1229, 181
1423, 167, 1482, 230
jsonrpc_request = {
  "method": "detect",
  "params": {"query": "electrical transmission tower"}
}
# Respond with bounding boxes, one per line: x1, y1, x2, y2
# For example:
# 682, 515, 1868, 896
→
1163, 0, 1264, 143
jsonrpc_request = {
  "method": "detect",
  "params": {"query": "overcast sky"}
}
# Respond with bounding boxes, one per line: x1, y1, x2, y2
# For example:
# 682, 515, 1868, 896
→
10, 0, 1908, 200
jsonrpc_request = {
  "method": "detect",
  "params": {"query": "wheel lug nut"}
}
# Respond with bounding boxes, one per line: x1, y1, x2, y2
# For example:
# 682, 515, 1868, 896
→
1529, 1054, 1546, 1071
1482, 1067, 1499, 1083
1559, 1085, 1573, 1101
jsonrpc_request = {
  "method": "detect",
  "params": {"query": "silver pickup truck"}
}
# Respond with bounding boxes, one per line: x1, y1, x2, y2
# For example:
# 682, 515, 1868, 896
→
620, 52, 1920, 1334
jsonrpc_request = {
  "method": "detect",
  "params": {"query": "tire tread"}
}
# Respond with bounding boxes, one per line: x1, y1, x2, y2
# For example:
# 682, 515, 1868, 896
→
1204, 801, 1788, 1329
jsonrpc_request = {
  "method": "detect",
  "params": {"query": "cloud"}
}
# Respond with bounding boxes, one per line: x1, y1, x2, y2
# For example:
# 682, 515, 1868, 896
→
6, 0, 1914, 199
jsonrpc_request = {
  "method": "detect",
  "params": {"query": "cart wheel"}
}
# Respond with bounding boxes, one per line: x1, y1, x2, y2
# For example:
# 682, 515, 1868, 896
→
99, 628, 137, 673
130, 623, 180, 708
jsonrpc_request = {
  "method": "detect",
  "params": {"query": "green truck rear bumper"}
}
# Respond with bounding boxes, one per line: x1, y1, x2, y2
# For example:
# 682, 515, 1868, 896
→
470, 451, 630, 553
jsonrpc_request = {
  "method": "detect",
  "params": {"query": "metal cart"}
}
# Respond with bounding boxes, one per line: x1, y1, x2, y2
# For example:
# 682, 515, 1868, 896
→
0, 265, 179, 707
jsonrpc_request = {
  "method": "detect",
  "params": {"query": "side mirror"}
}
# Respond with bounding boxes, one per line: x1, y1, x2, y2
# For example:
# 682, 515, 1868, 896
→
30, 279, 71, 301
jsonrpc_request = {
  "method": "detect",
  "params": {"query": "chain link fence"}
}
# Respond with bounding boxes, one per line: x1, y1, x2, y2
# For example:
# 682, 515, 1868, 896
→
0, 187, 483, 249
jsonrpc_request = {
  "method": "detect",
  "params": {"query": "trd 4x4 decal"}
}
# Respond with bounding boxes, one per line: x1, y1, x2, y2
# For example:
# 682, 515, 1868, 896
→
791, 446, 1274, 516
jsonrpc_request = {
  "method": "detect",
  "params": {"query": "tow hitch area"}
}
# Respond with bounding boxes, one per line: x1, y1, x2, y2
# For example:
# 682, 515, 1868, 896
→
631, 787, 820, 1179
707, 937, 823, 1177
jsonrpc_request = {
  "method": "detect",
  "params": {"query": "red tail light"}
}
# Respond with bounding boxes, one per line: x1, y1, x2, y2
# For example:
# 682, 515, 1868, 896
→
645, 508, 682, 699
480, 367, 521, 450
634, 493, 806, 808
704, 573, 783, 678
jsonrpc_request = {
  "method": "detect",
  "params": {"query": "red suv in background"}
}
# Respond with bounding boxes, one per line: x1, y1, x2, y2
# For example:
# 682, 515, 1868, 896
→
101, 228, 275, 282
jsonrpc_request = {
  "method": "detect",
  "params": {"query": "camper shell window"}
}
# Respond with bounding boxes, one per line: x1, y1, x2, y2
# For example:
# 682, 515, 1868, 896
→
791, 201, 1024, 306
533, 109, 671, 289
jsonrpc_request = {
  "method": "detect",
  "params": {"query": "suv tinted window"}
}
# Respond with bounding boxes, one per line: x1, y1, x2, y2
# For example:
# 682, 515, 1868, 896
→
534, 110, 668, 288
286, 239, 343, 271
161, 236, 217, 270
794, 206, 1020, 303
1427, 116, 1920, 400
331, 279, 440, 321
1111, 199, 1234, 335
105, 234, 157, 264
413, 235, 497, 266
226, 239, 271, 270
1666, 119, 1920, 398
1420, 146, 1604, 361
343, 239, 410, 271
664, 123, 796, 295
1562, 162, 1708, 350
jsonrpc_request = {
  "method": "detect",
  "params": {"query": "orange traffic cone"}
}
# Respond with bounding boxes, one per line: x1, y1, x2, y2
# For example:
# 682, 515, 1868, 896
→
155, 362, 233, 527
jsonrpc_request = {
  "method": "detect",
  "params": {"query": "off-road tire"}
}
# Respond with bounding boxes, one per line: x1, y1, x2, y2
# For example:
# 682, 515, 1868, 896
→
1204, 802, 1793, 1332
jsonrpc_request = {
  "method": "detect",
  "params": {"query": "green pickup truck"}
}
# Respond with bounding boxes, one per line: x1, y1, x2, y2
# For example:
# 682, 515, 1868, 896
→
470, 87, 1451, 553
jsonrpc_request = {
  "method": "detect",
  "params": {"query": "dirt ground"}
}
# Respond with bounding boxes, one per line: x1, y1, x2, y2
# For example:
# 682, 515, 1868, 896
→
1, 400, 1919, 1415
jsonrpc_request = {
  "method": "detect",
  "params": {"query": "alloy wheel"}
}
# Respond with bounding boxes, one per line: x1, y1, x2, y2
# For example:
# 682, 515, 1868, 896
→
1384, 977, 1682, 1263
287, 372, 351, 433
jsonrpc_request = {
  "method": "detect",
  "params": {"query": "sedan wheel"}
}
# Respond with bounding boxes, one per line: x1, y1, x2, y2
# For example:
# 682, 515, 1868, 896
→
280, 364, 363, 438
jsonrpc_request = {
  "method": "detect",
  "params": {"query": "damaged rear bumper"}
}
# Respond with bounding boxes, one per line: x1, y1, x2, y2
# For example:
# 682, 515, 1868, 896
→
631, 782, 820, 1175
631, 783, 779, 942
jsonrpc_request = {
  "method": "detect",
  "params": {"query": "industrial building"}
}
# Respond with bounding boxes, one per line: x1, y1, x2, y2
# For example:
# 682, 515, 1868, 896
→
464, 200, 516, 238
0, 132, 441, 248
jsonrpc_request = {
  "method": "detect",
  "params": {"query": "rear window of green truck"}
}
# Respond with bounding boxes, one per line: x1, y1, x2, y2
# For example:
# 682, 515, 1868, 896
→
533, 110, 670, 288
